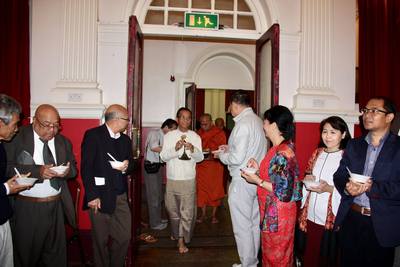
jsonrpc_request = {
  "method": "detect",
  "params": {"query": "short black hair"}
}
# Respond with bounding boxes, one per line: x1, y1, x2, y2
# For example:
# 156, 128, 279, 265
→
263, 105, 295, 141
176, 107, 192, 118
370, 96, 397, 115
161, 118, 177, 129
230, 90, 250, 106
318, 116, 351, 149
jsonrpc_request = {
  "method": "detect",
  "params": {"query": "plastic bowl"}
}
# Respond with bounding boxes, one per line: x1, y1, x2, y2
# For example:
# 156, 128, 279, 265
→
16, 177, 38, 186
109, 160, 124, 169
50, 165, 68, 175
303, 180, 321, 188
241, 167, 258, 174
350, 173, 370, 183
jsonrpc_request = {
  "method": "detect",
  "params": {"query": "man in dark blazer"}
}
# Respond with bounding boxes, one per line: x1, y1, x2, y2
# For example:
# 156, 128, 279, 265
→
391, 112, 400, 135
0, 94, 30, 267
334, 96, 400, 267
81, 104, 135, 267
4, 104, 77, 267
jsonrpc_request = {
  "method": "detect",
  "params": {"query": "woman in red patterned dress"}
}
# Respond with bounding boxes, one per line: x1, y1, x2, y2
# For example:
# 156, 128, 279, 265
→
242, 105, 302, 267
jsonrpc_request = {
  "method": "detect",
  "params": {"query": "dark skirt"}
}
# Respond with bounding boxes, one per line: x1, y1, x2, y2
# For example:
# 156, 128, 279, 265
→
295, 220, 339, 267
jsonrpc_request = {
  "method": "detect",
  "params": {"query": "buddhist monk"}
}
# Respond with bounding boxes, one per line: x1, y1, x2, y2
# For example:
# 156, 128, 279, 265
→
196, 113, 226, 223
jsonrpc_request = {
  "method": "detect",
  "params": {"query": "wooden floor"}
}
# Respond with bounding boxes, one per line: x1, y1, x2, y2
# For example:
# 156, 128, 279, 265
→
66, 195, 242, 266
135, 198, 240, 267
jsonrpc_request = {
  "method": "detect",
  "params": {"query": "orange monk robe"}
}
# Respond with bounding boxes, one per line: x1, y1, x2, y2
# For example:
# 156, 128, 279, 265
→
196, 126, 227, 207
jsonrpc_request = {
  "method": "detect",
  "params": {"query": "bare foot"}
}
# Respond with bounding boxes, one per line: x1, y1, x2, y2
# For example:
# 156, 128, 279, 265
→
177, 238, 189, 254
211, 217, 219, 224
196, 215, 207, 223
178, 245, 189, 254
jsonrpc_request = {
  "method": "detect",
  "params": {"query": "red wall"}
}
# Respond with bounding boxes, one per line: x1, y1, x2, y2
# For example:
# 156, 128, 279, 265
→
295, 122, 320, 177
63, 121, 357, 229
61, 118, 100, 230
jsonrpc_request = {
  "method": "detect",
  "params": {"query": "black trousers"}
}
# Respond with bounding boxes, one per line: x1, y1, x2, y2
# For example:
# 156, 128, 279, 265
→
12, 197, 66, 267
339, 209, 394, 267
89, 194, 131, 267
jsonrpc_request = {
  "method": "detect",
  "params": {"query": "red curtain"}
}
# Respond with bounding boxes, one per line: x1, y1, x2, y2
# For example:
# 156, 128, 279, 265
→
358, 0, 400, 108
0, 0, 30, 122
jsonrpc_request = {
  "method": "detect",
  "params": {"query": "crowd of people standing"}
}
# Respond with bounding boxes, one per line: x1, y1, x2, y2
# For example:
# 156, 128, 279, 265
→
1, 91, 400, 267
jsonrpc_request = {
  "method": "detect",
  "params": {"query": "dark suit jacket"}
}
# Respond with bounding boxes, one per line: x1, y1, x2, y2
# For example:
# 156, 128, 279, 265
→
391, 112, 400, 135
0, 143, 12, 225
334, 132, 400, 247
3, 125, 78, 228
81, 124, 135, 214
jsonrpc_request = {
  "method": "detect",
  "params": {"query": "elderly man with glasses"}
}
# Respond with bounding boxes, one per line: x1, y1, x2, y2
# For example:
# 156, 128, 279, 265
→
81, 104, 136, 267
4, 104, 77, 267
334, 97, 400, 267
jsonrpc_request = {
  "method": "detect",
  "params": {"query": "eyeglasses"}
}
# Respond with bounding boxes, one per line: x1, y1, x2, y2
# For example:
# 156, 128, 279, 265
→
36, 118, 61, 130
360, 108, 389, 116
118, 117, 129, 121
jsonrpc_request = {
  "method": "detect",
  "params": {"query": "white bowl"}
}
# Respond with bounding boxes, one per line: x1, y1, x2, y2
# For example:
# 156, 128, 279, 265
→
16, 177, 38, 186
50, 165, 68, 175
211, 149, 223, 154
303, 180, 321, 188
109, 160, 124, 169
241, 167, 258, 174
350, 173, 370, 183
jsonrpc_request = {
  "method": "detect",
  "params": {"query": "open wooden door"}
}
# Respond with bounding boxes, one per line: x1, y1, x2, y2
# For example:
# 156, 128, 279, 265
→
126, 15, 143, 265
255, 24, 280, 116
185, 83, 197, 130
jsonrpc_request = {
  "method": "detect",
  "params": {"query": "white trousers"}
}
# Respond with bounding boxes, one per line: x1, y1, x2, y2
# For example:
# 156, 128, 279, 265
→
0, 220, 13, 267
228, 178, 260, 267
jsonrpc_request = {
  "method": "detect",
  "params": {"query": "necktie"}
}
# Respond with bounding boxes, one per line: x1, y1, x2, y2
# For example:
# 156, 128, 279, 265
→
40, 139, 60, 190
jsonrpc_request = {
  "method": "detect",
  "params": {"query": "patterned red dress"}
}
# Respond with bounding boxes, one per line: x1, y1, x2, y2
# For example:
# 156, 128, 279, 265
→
257, 142, 302, 267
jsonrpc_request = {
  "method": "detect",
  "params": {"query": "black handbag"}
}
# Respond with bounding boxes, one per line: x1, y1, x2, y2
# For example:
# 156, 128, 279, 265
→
144, 160, 161, 173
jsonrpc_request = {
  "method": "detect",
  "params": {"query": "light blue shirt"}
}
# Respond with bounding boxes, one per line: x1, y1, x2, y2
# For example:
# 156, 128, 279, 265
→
353, 132, 389, 208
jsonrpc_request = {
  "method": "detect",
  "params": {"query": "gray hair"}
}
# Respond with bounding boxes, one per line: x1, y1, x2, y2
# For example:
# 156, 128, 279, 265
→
104, 111, 118, 122
0, 94, 21, 125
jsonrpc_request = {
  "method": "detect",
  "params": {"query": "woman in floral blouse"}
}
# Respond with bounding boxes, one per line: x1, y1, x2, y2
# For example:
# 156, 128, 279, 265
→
242, 105, 302, 267
298, 116, 351, 267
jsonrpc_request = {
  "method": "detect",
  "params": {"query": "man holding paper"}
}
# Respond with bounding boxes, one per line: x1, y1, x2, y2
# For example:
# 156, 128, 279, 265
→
81, 104, 135, 267
4, 104, 77, 267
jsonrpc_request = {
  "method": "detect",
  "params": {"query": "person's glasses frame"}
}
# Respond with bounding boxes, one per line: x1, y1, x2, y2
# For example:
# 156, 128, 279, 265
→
360, 108, 389, 116
35, 117, 61, 130
117, 117, 130, 121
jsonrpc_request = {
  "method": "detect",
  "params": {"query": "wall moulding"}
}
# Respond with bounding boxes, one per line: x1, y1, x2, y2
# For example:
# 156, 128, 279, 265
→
50, 87, 103, 105
30, 103, 106, 120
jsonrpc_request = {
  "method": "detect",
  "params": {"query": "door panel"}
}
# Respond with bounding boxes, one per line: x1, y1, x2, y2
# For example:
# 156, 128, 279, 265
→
126, 15, 143, 265
255, 24, 280, 116
185, 83, 197, 130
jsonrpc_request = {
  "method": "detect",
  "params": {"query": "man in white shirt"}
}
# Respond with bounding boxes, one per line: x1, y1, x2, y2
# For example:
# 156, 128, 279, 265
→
0, 94, 30, 267
144, 118, 177, 230
5, 104, 77, 267
160, 107, 203, 254
215, 90, 267, 267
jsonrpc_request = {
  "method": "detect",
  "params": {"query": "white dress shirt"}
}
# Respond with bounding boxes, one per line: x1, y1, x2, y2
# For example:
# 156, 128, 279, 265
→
19, 130, 60, 197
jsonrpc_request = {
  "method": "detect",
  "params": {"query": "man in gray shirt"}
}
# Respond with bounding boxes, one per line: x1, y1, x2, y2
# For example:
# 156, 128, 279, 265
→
215, 90, 267, 267
144, 119, 177, 230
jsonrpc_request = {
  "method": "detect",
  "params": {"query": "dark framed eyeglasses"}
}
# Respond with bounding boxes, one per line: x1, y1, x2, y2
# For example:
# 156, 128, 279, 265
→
118, 117, 129, 121
36, 118, 61, 130
360, 108, 389, 115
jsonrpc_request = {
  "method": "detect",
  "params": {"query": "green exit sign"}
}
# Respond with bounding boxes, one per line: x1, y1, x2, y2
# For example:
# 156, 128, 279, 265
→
184, 12, 219, 30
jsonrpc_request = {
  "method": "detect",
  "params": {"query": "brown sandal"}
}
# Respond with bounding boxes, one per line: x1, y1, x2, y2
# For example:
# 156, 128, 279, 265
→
139, 233, 158, 243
